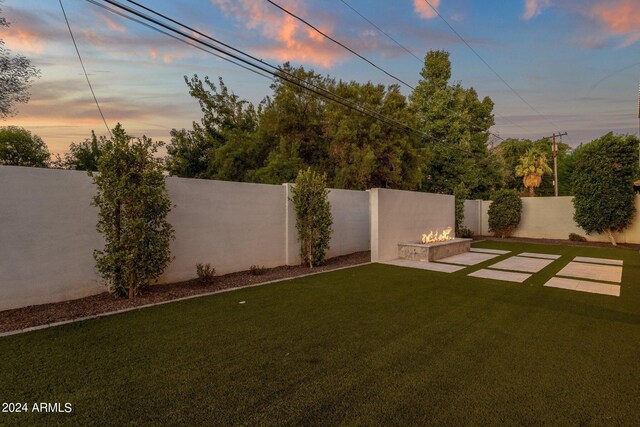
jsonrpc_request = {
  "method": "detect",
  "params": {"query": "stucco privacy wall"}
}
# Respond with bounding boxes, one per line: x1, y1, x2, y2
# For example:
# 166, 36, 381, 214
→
161, 178, 287, 283
370, 188, 454, 262
471, 196, 640, 244
462, 199, 482, 235
0, 166, 370, 311
284, 184, 370, 265
0, 167, 105, 311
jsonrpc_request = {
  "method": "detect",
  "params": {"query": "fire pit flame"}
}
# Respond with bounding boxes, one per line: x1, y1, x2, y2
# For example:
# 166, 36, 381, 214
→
421, 226, 453, 244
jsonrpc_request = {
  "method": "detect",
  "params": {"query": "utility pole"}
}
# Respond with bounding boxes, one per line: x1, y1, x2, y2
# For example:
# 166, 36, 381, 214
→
544, 132, 568, 197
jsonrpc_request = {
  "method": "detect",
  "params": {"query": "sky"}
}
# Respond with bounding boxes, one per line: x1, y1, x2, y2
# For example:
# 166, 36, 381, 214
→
2, 0, 640, 154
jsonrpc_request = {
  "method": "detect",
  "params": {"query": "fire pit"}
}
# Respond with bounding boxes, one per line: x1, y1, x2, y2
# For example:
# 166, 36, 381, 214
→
398, 227, 471, 262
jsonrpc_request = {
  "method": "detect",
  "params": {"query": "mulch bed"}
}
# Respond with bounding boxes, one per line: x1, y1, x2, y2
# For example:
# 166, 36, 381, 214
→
476, 236, 640, 251
0, 251, 370, 334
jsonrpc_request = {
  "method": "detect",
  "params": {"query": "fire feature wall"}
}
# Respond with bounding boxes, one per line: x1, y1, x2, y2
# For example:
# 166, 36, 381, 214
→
370, 188, 455, 262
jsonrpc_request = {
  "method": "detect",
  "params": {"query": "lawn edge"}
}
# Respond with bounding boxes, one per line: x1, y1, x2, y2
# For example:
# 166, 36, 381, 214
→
0, 262, 372, 338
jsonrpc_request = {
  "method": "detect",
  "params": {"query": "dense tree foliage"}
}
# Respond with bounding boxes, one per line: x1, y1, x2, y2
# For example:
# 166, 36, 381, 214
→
291, 168, 333, 268
0, 3, 40, 118
572, 133, 638, 245
0, 126, 49, 167
495, 137, 570, 196
165, 75, 261, 181
167, 54, 504, 198
58, 131, 104, 171
91, 124, 174, 298
410, 50, 501, 199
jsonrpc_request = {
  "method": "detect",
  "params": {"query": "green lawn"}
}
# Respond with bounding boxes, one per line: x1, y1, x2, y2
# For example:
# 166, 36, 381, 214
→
1, 241, 640, 425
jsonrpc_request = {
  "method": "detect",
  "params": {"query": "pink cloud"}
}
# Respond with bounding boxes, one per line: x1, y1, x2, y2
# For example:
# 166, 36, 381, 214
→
522, 0, 552, 20
99, 15, 126, 33
591, 1, 640, 47
414, 0, 440, 19
3, 28, 44, 54
210, 0, 347, 67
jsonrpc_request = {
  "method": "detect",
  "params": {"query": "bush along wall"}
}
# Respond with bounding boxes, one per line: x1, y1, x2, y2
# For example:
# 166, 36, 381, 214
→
91, 124, 175, 298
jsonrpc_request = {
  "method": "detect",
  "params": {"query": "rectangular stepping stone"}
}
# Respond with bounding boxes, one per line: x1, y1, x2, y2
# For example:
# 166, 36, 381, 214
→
544, 277, 620, 297
468, 269, 530, 283
383, 259, 465, 273
518, 252, 561, 260
488, 256, 555, 273
469, 248, 511, 255
435, 252, 499, 266
573, 256, 623, 266
556, 262, 622, 283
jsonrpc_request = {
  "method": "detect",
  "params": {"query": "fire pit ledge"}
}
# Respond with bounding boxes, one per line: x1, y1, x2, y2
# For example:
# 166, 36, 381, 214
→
398, 238, 472, 262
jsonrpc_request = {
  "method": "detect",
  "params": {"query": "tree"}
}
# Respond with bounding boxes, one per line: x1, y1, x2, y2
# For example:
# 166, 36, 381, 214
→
165, 75, 262, 181
61, 131, 104, 171
91, 123, 175, 298
514, 148, 552, 197
252, 64, 330, 184
488, 189, 522, 238
495, 137, 569, 196
572, 133, 638, 245
324, 80, 421, 190
409, 50, 499, 198
290, 168, 333, 268
0, 3, 40, 118
0, 125, 49, 167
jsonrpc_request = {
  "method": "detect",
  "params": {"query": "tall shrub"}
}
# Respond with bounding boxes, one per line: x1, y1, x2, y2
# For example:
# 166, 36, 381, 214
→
291, 168, 333, 268
488, 189, 522, 238
91, 124, 175, 298
572, 133, 638, 245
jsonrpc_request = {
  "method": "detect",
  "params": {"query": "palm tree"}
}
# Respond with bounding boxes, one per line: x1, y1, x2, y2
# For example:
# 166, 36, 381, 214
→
514, 148, 552, 197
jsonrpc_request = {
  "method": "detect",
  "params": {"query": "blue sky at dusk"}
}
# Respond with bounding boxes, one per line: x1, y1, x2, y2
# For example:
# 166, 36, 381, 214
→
2, 0, 640, 153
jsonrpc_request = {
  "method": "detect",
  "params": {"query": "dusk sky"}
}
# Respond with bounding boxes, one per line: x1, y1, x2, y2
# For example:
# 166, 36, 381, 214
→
2, 0, 640, 154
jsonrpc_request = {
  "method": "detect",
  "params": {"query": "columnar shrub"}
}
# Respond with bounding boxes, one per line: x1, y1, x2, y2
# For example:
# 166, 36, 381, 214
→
488, 189, 522, 238
91, 124, 175, 298
291, 168, 333, 268
572, 133, 638, 245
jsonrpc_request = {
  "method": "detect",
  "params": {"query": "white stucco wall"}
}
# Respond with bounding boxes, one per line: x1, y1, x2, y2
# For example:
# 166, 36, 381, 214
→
473, 196, 640, 244
160, 178, 288, 282
370, 188, 454, 262
0, 167, 105, 311
0, 166, 372, 311
462, 199, 482, 235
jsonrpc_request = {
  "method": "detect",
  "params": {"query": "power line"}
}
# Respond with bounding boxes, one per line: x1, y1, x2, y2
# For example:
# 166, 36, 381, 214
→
59, 0, 112, 137
84, 0, 496, 163
338, 0, 517, 141
337, 0, 423, 63
85, 0, 274, 80
421, 0, 562, 130
264, 0, 416, 91
265, 0, 504, 142
95, 0, 428, 138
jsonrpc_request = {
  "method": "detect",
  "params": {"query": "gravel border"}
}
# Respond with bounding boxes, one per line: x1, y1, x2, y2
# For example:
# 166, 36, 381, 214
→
0, 251, 370, 336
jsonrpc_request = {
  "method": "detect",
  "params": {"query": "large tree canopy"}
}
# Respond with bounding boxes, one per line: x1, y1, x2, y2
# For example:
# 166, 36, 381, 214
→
0, 3, 40, 118
166, 54, 500, 197
409, 50, 501, 198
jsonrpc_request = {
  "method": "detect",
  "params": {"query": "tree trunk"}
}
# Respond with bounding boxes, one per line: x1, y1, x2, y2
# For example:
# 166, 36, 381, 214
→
605, 229, 617, 246
529, 186, 535, 197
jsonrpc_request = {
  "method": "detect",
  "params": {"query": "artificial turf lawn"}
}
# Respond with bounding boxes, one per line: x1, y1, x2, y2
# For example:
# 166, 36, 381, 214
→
1, 241, 639, 425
